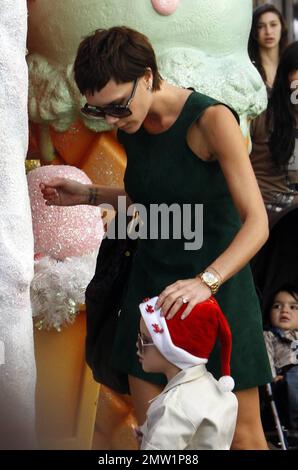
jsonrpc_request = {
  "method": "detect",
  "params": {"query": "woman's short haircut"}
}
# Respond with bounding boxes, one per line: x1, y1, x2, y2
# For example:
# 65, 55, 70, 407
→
74, 26, 162, 95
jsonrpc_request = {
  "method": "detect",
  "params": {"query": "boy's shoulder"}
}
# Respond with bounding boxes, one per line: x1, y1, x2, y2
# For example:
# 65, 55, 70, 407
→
150, 369, 236, 421
264, 327, 298, 342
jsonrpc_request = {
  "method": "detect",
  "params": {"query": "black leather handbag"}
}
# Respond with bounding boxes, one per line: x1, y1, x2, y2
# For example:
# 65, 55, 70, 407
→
85, 213, 137, 394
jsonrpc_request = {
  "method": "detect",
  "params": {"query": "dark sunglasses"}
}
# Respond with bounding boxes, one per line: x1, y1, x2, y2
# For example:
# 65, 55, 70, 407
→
81, 79, 138, 119
137, 333, 155, 355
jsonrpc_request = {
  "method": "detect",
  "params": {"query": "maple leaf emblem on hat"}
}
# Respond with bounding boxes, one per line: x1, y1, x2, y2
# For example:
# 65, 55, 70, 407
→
146, 304, 155, 313
152, 323, 164, 333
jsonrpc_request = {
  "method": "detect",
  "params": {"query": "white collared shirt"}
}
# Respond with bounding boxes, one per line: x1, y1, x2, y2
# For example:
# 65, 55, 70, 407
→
140, 365, 238, 450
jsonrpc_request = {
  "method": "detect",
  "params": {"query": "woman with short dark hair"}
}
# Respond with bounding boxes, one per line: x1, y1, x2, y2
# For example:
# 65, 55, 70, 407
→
42, 26, 272, 449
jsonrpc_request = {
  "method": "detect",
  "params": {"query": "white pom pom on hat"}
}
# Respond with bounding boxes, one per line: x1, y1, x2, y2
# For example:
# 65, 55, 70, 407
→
139, 296, 235, 392
218, 375, 235, 393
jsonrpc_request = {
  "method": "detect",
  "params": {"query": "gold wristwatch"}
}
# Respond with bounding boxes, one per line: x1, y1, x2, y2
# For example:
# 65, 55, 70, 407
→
198, 270, 221, 295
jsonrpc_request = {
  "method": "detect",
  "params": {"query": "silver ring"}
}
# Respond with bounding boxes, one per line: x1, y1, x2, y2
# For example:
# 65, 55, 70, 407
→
181, 297, 189, 304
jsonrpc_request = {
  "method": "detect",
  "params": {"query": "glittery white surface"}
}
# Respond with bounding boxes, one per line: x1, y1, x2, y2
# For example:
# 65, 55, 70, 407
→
27, 165, 103, 331
0, 0, 36, 448
31, 251, 99, 331
27, 165, 103, 260
27, 0, 266, 135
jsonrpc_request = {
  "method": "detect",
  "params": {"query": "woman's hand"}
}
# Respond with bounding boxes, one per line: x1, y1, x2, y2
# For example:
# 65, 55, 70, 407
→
155, 277, 212, 320
40, 178, 89, 206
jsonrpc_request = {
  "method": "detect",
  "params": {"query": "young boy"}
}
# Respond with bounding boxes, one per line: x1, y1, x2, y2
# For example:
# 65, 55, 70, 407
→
137, 296, 238, 450
263, 285, 298, 430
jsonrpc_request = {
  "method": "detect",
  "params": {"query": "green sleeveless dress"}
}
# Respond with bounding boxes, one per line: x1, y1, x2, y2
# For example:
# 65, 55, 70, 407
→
113, 91, 272, 390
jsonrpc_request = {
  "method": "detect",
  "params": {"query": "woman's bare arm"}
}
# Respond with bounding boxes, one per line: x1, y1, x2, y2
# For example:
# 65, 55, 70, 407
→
197, 104, 269, 282
156, 105, 269, 318
40, 178, 130, 209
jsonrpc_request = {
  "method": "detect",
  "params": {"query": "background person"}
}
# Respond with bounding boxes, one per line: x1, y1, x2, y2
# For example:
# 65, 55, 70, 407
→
250, 41, 298, 223
263, 285, 298, 431
250, 42, 298, 309
248, 3, 288, 89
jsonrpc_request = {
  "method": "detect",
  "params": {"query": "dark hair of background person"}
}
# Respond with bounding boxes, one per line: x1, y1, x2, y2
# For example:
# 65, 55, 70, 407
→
74, 26, 162, 95
248, 3, 288, 83
266, 41, 298, 169
263, 282, 298, 328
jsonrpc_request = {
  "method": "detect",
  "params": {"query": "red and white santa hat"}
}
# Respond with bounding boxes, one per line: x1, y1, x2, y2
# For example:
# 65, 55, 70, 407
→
139, 296, 234, 392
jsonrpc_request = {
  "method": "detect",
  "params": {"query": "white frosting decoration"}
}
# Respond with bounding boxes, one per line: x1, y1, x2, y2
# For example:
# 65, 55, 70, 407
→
0, 0, 36, 448
27, 0, 267, 136
31, 252, 99, 331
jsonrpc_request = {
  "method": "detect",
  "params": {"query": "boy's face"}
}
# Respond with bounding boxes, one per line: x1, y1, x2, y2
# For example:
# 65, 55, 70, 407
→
137, 318, 168, 374
270, 291, 298, 330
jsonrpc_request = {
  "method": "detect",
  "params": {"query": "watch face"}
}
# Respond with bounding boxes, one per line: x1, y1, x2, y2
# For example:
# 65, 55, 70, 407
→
202, 271, 217, 284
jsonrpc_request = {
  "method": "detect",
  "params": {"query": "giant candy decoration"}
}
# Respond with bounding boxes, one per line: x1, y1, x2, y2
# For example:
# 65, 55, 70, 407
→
28, 165, 103, 330
28, 165, 103, 260
27, 0, 267, 139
